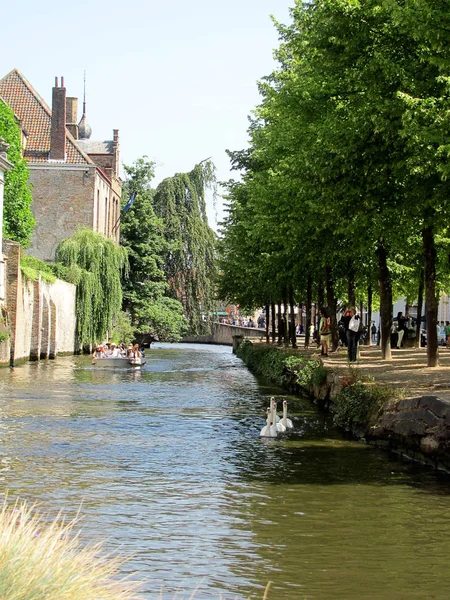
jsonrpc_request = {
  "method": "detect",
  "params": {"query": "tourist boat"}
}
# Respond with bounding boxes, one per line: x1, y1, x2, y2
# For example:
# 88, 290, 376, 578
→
92, 356, 146, 368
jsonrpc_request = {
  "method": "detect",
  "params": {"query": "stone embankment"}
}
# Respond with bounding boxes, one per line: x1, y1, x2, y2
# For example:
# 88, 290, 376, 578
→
236, 340, 450, 472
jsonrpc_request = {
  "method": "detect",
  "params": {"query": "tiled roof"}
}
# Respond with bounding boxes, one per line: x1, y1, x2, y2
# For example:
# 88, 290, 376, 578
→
0, 69, 93, 165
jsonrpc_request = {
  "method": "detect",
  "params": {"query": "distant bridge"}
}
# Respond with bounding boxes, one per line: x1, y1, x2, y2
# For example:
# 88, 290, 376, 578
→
181, 323, 265, 347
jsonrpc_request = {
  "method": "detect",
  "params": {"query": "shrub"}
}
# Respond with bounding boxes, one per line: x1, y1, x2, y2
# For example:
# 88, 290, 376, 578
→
332, 381, 390, 431
284, 355, 326, 389
236, 341, 326, 390
236, 340, 292, 385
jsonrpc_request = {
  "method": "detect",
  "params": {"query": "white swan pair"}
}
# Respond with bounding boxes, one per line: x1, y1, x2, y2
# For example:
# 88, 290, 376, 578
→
260, 398, 293, 437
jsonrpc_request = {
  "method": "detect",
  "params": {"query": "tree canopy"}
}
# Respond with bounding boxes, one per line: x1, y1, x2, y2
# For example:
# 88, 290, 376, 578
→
218, 0, 450, 366
119, 157, 218, 340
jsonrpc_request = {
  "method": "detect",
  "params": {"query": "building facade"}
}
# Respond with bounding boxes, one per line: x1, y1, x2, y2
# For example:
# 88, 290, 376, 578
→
0, 69, 121, 261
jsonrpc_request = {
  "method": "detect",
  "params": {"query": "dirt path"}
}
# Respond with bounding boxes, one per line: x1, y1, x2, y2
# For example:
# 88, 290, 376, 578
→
316, 345, 450, 401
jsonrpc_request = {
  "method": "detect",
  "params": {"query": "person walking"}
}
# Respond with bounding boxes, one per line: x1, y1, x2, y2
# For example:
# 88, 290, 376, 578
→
371, 321, 377, 344
347, 307, 360, 363
319, 308, 332, 357
396, 311, 407, 348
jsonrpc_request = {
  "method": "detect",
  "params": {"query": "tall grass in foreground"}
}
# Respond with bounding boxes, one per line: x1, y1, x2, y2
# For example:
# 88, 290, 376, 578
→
0, 499, 274, 599
0, 499, 142, 599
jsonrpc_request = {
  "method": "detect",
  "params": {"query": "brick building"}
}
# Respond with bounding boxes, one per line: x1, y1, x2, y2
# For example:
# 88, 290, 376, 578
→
0, 69, 121, 261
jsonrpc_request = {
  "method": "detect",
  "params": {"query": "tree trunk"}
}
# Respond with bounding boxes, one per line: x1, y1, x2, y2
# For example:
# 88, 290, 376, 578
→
325, 265, 338, 350
423, 226, 439, 367
317, 280, 324, 346
289, 286, 297, 349
376, 241, 392, 360
305, 277, 312, 348
283, 290, 289, 347
415, 269, 424, 347
348, 266, 356, 307
271, 302, 276, 344
367, 285, 373, 346
277, 303, 283, 345
265, 303, 270, 343
317, 280, 325, 312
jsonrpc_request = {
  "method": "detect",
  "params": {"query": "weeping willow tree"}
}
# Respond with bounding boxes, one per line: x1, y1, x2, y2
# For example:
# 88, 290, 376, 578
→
55, 228, 128, 346
152, 160, 217, 334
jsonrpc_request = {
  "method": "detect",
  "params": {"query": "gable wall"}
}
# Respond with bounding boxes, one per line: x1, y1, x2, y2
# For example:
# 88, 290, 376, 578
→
28, 164, 95, 261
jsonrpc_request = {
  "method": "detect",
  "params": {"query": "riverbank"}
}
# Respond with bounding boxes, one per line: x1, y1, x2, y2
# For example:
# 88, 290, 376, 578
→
236, 340, 450, 472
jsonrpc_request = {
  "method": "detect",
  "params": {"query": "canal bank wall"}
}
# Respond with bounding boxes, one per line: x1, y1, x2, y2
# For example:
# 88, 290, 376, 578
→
0, 240, 76, 366
235, 340, 450, 473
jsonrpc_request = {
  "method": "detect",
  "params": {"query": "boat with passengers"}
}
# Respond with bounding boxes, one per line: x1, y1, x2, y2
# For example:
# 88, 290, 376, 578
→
92, 342, 146, 368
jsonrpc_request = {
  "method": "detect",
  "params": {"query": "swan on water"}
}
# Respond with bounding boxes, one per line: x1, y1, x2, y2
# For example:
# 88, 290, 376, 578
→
272, 398, 286, 433
269, 401, 279, 437
270, 397, 281, 422
260, 407, 275, 437
281, 400, 294, 430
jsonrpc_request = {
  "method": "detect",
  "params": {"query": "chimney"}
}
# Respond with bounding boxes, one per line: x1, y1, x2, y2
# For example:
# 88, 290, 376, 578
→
50, 76, 66, 160
66, 97, 79, 139
112, 129, 119, 176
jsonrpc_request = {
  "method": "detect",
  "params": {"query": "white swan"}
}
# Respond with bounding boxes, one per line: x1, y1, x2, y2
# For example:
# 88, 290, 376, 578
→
272, 400, 286, 433
281, 400, 294, 430
269, 401, 279, 437
270, 397, 281, 422
260, 408, 273, 437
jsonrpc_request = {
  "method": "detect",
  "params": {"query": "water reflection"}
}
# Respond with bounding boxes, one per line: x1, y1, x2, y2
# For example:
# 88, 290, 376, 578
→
0, 344, 450, 599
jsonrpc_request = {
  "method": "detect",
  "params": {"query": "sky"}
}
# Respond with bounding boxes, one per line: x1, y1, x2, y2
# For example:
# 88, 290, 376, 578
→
1, 0, 293, 229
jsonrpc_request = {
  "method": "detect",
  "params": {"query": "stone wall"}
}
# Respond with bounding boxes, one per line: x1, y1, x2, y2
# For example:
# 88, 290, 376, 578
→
1, 240, 76, 365
28, 165, 95, 261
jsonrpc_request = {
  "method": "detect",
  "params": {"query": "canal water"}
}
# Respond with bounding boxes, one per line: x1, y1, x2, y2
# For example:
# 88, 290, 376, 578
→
1, 343, 450, 599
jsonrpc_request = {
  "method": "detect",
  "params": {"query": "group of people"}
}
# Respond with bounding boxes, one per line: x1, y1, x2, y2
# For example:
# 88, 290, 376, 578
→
319, 306, 361, 362
92, 342, 143, 359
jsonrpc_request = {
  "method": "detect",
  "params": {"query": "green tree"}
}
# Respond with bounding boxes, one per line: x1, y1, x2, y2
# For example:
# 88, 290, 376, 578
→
0, 101, 34, 246
55, 228, 127, 347
152, 160, 218, 335
119, 157, 188, 341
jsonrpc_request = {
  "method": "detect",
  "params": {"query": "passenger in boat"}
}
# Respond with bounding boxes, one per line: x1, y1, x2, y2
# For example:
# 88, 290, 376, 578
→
107, 343, 121, 358
126, 343, 133, 357
131, 344, 141, 358
118, 343, 127, 356
92, 344, 104, 358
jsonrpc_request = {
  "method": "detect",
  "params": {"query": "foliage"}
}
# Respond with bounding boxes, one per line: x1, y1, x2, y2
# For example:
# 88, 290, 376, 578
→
284, 355, 327, 388
332, 382, 391, 431
55, 228, 128, 346
136, 297, 188, 342
0, 499, 141, 599
217, 0, 450, 364
152, 160, 218, 335
120, 158, 168, 318
236, 340, 289, 386
0, 101, 34, 246
110, 311, 135, 345
20, 255, 56, 283
236, 340, 328, 389
0, 332, 8, 343
120, 157, 200, 342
